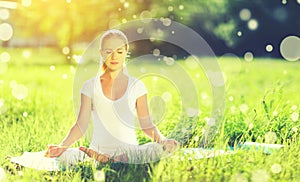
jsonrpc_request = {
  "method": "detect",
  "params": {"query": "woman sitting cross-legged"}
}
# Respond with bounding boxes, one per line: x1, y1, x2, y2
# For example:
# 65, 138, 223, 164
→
44, 29, 179, 165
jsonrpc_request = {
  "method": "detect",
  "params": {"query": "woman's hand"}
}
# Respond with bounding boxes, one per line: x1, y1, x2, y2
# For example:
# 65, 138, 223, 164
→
160, 138, 180, 153
44, 145, 67, 158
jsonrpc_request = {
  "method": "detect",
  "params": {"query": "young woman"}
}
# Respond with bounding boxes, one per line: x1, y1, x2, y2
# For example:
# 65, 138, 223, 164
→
45, 29, 179, 164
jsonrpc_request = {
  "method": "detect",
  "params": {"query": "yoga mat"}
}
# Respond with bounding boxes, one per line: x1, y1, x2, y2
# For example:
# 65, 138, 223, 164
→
179, 148, 235, 160
9, 142, 284, 171
10, 149, 232, 171
10, 151, 60, 171
241, 142, 284, 154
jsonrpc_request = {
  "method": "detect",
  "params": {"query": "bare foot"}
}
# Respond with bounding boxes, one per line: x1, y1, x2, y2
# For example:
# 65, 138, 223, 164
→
161, 139, 180, 153
79, 146, 110, 163
79, 147, 129, 163
113, 153, 128, 163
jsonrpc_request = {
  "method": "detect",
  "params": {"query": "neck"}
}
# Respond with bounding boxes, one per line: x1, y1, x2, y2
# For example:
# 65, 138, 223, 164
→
102, 69, 125, 81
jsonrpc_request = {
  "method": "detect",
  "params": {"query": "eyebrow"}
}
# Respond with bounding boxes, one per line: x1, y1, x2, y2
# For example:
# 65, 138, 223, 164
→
104, 47, 125, 51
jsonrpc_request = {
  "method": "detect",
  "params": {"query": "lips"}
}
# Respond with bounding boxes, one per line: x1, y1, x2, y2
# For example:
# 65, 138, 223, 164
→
110, 62, 119, 65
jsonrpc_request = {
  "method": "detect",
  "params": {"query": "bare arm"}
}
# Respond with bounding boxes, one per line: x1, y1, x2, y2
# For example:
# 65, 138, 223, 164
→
60, 94, 92, 147
45, 94, 91, 157
136, 94, 166, 143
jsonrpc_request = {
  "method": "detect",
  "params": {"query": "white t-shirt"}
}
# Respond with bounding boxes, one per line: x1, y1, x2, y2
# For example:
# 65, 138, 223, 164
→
80, 75, 147, 155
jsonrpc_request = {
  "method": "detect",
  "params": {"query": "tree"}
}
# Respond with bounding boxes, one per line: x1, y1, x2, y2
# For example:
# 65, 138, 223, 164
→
9, 0, 151, 62
149, 0, 234, 55
149, 0, 300, 58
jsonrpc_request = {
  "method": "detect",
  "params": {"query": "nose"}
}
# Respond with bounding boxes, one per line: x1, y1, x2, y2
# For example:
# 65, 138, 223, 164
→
111, 52, 117, 60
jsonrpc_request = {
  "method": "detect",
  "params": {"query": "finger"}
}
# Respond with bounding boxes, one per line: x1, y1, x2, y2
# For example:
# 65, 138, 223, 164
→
174, 140, 179, 146
44, 147, 52, 157
44, 151, 49, 157
47, 145, 57, 149
44, 150, 56, 158
45, 147, 62, 158
79, 146, 87, 151
46, 146, 58, 155
46, 154, 57, 158
79, 146, 92, 156
79, 146, 95, 157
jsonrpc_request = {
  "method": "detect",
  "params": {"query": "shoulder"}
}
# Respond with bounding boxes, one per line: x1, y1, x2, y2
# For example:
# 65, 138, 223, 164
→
83, 77, 96, 85
82, 77, 97, 88
81, 77, 96, 98
128, 76, 145, 87
128, 76, 147, 98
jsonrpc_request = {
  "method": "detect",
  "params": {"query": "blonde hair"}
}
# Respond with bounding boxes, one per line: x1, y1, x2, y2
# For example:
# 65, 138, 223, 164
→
99, 29, 129, 71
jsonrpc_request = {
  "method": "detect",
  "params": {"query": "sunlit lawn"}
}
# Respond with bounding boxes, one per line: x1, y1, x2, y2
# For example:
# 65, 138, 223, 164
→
0, 48, 299, 181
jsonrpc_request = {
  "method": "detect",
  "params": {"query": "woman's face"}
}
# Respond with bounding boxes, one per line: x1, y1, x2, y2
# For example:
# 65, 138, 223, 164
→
100, 37, 128, 71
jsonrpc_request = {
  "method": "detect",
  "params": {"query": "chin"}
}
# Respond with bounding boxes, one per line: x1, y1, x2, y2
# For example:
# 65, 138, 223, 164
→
107, 67, 123, 72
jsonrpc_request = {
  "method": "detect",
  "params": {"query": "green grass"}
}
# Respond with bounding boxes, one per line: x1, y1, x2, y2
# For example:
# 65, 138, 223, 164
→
0, 48, 299, 181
